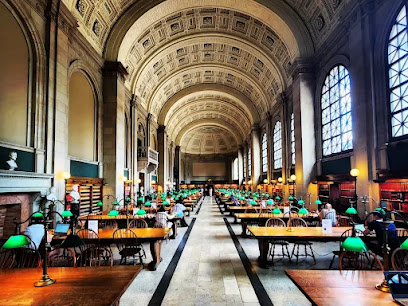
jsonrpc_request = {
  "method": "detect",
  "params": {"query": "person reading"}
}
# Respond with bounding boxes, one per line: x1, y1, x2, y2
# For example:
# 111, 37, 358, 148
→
318, 204, 337, 226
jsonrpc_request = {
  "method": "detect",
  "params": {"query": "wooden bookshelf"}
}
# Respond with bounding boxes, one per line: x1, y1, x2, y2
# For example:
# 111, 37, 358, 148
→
379, 180, 408, 213
65, 177, 104, 216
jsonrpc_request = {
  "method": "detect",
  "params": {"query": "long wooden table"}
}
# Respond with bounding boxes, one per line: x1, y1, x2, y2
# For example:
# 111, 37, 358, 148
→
285, 270, 394, 305
54, 228, 170, 271
249, 226, 352, 268
79, 214, 180, 239
0, 266, 142, 305
237, 213, 320, 237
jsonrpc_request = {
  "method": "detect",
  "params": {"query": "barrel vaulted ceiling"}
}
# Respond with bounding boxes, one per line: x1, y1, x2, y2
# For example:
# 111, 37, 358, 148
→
63, 0, 349, 152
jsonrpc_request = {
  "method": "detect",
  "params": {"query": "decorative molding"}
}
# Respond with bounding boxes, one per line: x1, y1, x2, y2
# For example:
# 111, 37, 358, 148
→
0, 170, 53, 194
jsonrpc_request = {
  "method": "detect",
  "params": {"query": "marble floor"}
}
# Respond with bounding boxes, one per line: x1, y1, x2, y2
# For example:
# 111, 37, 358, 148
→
121, 197, 340, 305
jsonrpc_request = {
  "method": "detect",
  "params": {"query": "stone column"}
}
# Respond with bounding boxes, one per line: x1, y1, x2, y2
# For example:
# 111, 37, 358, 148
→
157, 125, 167, 192
238, 146, 244, 185
292, 59, 316, 196
102, 62, 128, 199
174, 145, 181, 190
252, 125, 261, 187
130, 96, 138, 198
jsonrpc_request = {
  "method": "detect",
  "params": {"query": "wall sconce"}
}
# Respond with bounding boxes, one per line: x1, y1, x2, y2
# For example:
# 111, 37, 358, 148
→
350, 168, 360, 177
290, 174, 297, 181
61, 172, 71, 180
136, 178, 142, 184
278, 177, 283, 183
248, 180, 253, 185
243, 181, 246, 185
151, 180, 156, 185
350, 168, 360, 201
263, 179, 268, 184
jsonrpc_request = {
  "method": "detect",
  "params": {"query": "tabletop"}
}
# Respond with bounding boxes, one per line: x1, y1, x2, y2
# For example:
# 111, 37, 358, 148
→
0, 266, 142, 306
236, 213, 319, 219
248, 226, 351, 240
96, 228, 170, 239
285, 270, 394, 305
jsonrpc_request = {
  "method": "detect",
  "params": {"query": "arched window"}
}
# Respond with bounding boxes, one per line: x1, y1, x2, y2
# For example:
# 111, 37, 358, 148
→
247, 144, 252, 177
273, 121, 282, 169
262, 133, 268, 173
291, 113, 295, 165
233, 158, 239, 181
321, 65, 352, 156
389, 5, 408, 138
243, 148, 247, 180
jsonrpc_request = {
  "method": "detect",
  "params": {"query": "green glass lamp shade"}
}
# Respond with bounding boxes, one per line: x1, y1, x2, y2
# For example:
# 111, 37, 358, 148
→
108, 210, 119, 217
163, 200, 170, 206
314, 199, 322, 205
288, 195, 294, 201
345, 206, 358, 215
126, 197, 131, 202
341, 237, 367, 252
267, 199, 274, 205
298, 200, 305, 205
2, 235, 30, 249
62, 210, 73, 218
298, 207, 309, 215
136, 209, 146, 216
250, 200, 257, 206
239, 196, 244, 201
112, 201, 120, 206
272, 207, 282, 215
138, 197, 143, 202
97, 201, 103, 207
275, 196, 281, 201
400, 239, 408, 250
145, 201, 151, 207
375, 207, 386, 215
32, 211, 44, 218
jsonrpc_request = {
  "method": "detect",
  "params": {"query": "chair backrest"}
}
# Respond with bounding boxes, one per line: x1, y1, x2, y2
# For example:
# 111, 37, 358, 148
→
76, 220, 85, 231
128, 219, 148, 229
0, 249, 15, 268
337, 216, 351, 227
391, 248, 408, 270
48, 247, 76, 267
99, 219, 118, 230
265, 218, 286, 227
76, 229, 99, 249
77, 246, 113, 267
339, 251, 384, 271
113, 228, 139, 252
288, 217, 307, 227
14, 248, 42, 268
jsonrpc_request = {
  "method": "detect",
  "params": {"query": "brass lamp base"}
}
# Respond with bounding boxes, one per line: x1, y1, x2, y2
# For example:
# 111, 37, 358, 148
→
375, 279, 390, 293
34, 274, 56, 287
287, 227, 295, 232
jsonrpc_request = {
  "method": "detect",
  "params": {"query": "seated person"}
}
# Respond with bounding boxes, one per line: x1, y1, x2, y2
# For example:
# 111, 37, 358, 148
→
173, 199, 188, 227
155, 206, 171, 228
318, 204, 337, 226
24, 217, 44, 250
363, 211, 400, 257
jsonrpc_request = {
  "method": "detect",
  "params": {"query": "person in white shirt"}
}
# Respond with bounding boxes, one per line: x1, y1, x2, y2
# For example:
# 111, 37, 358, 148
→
24, 222, 44, 250
319, 203, 337, 226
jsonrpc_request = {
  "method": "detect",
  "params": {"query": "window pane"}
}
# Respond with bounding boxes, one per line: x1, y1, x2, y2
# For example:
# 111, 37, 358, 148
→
262, 133, 268, 173
320, 65, 353, 156
389, 5, 408, 138
273, 121, 282, 169
291, 113, 295, 165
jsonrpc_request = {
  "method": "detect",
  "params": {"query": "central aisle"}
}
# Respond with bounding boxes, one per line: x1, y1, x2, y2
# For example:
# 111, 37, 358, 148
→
161, 196, 260, 306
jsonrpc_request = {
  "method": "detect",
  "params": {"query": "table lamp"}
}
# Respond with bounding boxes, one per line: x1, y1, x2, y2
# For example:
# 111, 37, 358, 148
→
145, 201, 151, 207
250, 200, 257, 206
341, 236, 367, 252
272, 207, 282, 214
108, 209, 119, 217
2, 234, 30, 249
61, 210, 73, 218
97, 201, 103, 207
401, 239, 408, 250
136, 209, 146, 216
345, 205, 358, 215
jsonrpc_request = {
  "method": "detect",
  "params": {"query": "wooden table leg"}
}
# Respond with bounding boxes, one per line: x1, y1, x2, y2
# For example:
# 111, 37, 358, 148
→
258, 238, 269, 269
241, 221, 247, 237
233, 213, 238, 224
170, 221, 177, 239
148, 240, 162, 271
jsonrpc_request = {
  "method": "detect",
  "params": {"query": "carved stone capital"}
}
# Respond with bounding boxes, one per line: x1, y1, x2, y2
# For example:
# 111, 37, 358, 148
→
103, 61, 128, 81
289, 58, 315, 80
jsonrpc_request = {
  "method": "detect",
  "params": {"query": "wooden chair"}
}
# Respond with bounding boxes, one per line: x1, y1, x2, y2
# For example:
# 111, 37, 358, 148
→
76, 229, 99, 255
289, 218, 316, 264
77, 246, 113, 267
13, 248, 42, 268
328, 229, 364, 269
339, 251, 384, 271
0, 249, 15, 268
48, 247, 76, 267
265, 218, 291, 263
283, 212, 299, 218
128, 219, 148, 229
391, 248, 408, 270
337, 216, 351, 227
99, 219, 118, 230
113, 229, 145, 265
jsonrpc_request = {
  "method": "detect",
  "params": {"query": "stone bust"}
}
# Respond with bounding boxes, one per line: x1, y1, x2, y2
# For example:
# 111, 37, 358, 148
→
6, 151, 18, 171
69, 184, 80, 204
46, 187, 57, 202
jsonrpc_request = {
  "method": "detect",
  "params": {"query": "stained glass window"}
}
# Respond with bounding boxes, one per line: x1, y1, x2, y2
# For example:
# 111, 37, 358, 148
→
262, 133, 268, 173
389, 5, 408, 137
291, 113, 295, 165
273, 121, 282, 169
321, 65, 353, 156
248, 144, 252, 177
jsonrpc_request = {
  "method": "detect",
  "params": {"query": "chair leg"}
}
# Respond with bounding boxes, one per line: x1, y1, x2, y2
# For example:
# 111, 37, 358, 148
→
285, 245, 291, 263
329, 254, 336, 269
